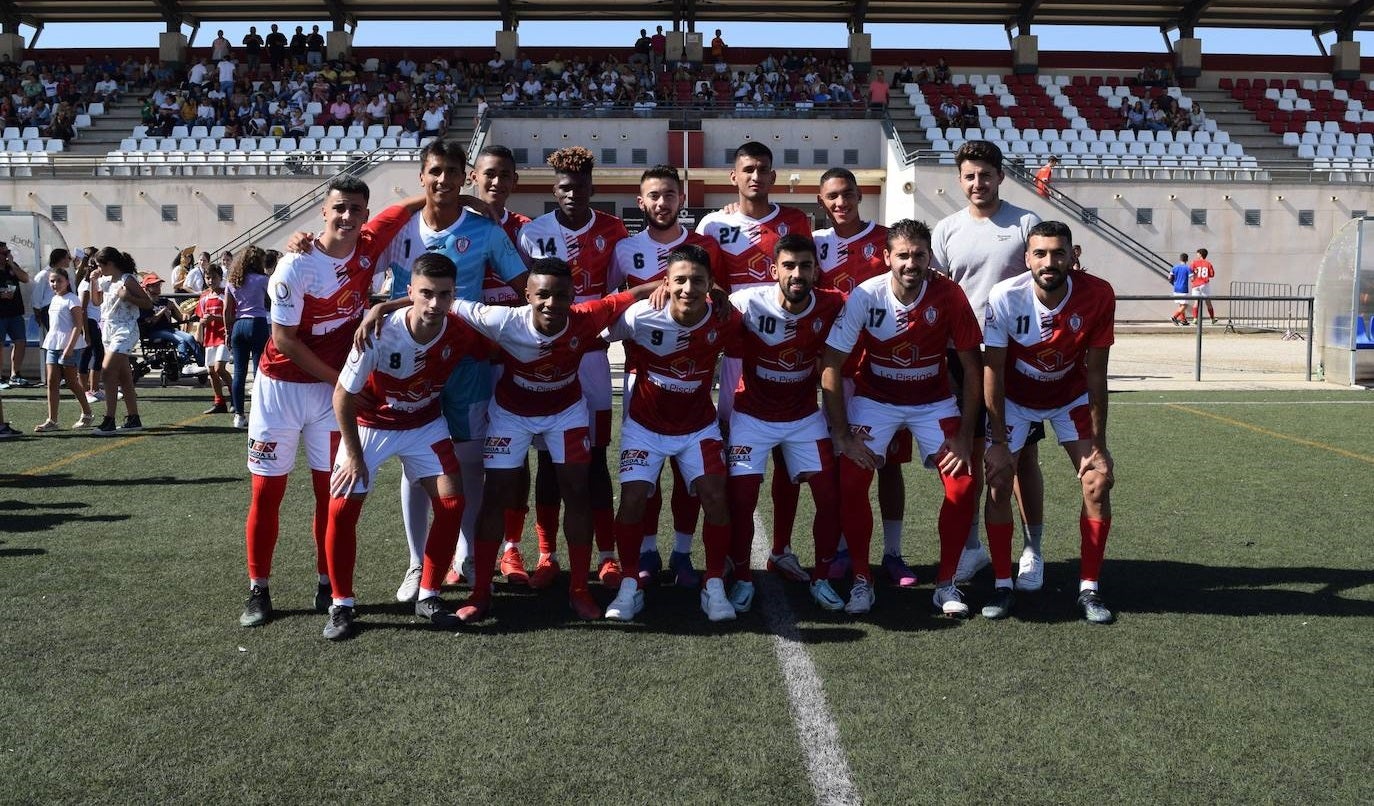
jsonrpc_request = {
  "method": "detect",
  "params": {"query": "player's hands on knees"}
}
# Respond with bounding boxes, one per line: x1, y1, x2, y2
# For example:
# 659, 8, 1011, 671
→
984, 442, 1014, 485
936, 435, 971, 477
1078, 446, 1114, 488
285, 231, 315, 254
330, 456, 367, 498
837, 430, 880, 470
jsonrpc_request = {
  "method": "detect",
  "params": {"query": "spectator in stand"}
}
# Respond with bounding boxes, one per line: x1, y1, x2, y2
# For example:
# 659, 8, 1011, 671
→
364, 93, 389, 125
868, 70, 889, 110
1137, 65, 1158, 86
711, 29, 727, 61
1189, 103, 1207, 133
328, 93, 352, 122
1145, 99, 1168, 132
959, 98, 979, 127
889, 63, 912, 87
633, 29, 652, 66
289, 26, 308, 63
266, 24, 288, 72
33, 266, 94, 433
933, 57, 951, 85
93, 73, 120, 103
396, 53, 418, 78
218, 55, 236, 96
211, 30, 232, 62
1124, 100, 1146, 131
419, 99, 447, 136
499, 82, 519, 105
223, 246, 272, 428
0, 241, 33, 389
651, 25, 667, 72
1035, 155, 1059, 197
938, 96, 960, 128
242, 27, 263, 72
188, 57, 209, 89
305, 25, 325, 67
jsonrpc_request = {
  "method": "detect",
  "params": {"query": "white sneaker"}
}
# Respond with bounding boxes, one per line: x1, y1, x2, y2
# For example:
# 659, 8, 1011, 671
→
33, 419, 61, 433
701, 577, 736, 621
604, 578, 644, 621
767, 548, 810, 583
954, 543, 991, 583
72, 413, 95, 430
1016, 547, 1044, 592
844, 577, 875, 614
86, 390, 104, 403
233, 413, 248, 429
933, 584, 970, 618
728, 580, 755, 612
395, 564, 422, 602
810, 579, 844, 611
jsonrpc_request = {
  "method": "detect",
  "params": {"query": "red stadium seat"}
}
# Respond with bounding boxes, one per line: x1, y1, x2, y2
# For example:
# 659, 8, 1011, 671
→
1219, 77, 1234, 90
1235, 77, 1251, 90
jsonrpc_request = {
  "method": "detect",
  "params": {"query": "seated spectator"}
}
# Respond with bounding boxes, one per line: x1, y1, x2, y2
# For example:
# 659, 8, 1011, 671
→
419, 99, 447, 136
364, 93, 389, 124
1145, 99, 1168, 131
938, 96, 960, 127
960, 98, 979, 127
137, 274, 203, 367
328, 94, 352, 122
93, 73, 120, 103
915, 61, 931, 84
891, 63, 914, 87
499, 82, 519, 105
933, 57, 951, 85
1124, 100, 1146, 131
1189, 103, 1207, 132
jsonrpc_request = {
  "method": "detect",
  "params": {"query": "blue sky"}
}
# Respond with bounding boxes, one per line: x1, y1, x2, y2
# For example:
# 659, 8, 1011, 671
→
17, 19, 1370, 57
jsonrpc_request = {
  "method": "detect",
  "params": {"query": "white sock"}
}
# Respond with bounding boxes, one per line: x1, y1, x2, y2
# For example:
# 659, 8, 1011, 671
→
1080, 580, 1098, 593
418, 586, 441, 601
250, 577, 268, 589
640, 534, 658, 553
399, 468, 430, 568
881, 520, 903, 557
332, 596, 355, 607
500, 540, 515, 554
672, 531, 693, 554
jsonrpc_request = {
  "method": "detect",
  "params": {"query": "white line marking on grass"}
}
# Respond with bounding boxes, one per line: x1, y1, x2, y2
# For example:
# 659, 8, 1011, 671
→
752, 512, 861, 806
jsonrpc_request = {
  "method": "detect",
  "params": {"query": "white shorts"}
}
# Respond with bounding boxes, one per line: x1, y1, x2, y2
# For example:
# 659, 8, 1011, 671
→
205, 343, 227, 365
103, 324, 137, 355
726, 410, 829, 480
334, 417, 459, 495
579, 350, 612, 448
246, 374, 338, 476
1190, 284, 1211, 298
836, 377, 913, 463
619, 418, 725, 494
846, 395, 963, 469
1172, 292, 1189, 301
995, 392, 1094, 453
484, 398, 590, 469
716, 356, 742, 422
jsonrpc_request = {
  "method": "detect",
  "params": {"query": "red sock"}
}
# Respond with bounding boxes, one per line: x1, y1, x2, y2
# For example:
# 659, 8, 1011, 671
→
420, 495, 465, 591
593, 507, 615, 554
702, 520, 730, 580
837, 458, 875, 580
641, 487, 663, 539
310, 469, 331, 575
535, 503, 560, 555
770, 464, 799, 555
471, 533, 500, 603
726, 474, 763, 582
503, 507, 527, 545
325, 496, 364, 600
807, 460, 840, 581
245, 474, 288, 580
567, 541, 592, 593
987, 521, 1015, 581
615, 518, 642, 584
1080, 515, 1111, 583
937, 471, 978, 583
669, 462, 700, 535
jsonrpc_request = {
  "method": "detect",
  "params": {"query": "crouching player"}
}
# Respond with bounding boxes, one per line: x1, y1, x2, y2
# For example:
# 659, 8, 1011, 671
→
322, 253, 487, 640
451, 258, 655, 622
981, 221, 1116, 624
725, 234, 846, 613
820, 219, 983, 616
604, 245, 743, 622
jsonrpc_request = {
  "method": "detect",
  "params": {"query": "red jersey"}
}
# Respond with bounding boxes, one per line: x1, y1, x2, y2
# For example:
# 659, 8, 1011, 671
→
452, 292, 637, 417
607, 300, 743, 435
1189, 258, 1215, 288
482, 208, 532, 304
518, 209, 629, 302
259, 204, 410, 383
814, 222, 888, 295
608, 227, 726, 290
728, 286, 845, 422
983, 271, 1115, 410
694, 204, 812, 291
337, 309, 486, 429
826, 272, 981, 406
195, 289, 226, 347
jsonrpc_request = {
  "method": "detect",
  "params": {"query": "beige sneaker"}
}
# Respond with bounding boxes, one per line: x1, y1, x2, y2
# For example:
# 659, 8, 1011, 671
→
33, 419, 61, 433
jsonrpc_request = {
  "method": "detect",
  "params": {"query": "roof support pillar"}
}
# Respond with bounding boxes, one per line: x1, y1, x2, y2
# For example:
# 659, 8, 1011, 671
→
1175, 36, 1202, 79
1011, 33, 1038, 75
0, 31, 23, 62
1333, 39, 1361, 80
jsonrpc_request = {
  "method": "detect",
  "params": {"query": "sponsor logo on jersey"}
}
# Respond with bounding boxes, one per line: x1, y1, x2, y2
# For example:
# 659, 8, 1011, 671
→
569, 336, 580, 351
619, 448, 650, 471
726, 445, 752, 466
706, 329, 718, 344
247, 438, 278, 462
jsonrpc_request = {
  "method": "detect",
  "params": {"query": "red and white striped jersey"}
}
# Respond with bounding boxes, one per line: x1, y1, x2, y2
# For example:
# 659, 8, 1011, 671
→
728, 286, 845, 422
813, 221, 888, 295
482, 208, 532, 304
608, 226, 726, 290
694, 204, 811, 291
518, 210, 629, 302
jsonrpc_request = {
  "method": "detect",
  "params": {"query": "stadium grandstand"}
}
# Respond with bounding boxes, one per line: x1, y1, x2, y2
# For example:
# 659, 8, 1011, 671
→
3, 1, 1374, 311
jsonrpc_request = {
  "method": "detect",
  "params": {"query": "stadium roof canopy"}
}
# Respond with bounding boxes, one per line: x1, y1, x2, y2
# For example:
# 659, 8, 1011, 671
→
5, 1, 1374, 39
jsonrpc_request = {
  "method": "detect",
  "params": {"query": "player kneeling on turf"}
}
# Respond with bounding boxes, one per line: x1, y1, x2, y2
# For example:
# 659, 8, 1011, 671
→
322, 253, 487, 640
981, 221, 1116, 624
604, 245, 743, 622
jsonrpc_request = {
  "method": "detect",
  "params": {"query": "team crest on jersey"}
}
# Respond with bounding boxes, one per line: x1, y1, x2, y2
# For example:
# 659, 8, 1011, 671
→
726, 445, 752, 466
569, 336, 580, 351
777, 224, 790, 236
619, 449, 650, 471
247, 438, 278, 462
452, 236, 471, 254
441, 345, 452, 361
862, 243, 876, 259
706, 329, 718, 344
360, 257, 372, 270
1069, 313, 1082, 332
594, 235, 606, 251
924, 307, 938, 325
273, 281, 290, 301
811, 319, 823, 333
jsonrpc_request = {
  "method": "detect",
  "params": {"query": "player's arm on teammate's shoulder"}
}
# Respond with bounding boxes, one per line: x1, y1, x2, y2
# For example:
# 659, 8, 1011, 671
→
353, 296, 413, 351
982, 345, 1013, 484
1080, 345, 1113, 485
